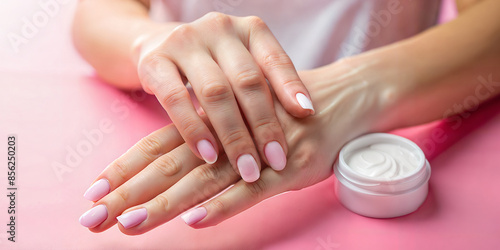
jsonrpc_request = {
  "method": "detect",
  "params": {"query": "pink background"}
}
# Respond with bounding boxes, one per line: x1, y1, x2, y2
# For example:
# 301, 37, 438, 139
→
1, 0, 499, 249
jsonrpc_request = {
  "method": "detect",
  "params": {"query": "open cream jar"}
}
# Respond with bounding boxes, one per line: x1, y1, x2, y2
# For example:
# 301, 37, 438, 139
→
334, 133, 431, 218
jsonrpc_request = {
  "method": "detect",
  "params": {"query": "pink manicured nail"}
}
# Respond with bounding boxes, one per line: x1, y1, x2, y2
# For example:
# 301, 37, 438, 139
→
237, 154, 260, 182
83, 179, 110, 201
197, 139, 218, 164
265, 141, 287, 171
117, 208, 148, 229
296, 93, 315, 114
79, 204, 108, 228
181, 207, 207, 226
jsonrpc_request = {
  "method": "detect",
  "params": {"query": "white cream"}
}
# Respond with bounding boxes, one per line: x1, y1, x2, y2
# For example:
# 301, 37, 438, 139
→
334, 133, 431, 218
346, 143, 420, 179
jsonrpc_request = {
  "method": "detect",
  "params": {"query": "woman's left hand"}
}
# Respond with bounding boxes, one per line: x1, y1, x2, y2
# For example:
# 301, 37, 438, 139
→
80, 57, 396, 233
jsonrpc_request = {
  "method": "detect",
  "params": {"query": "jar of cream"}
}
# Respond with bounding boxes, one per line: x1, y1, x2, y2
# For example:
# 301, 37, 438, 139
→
334, 133, 431, 218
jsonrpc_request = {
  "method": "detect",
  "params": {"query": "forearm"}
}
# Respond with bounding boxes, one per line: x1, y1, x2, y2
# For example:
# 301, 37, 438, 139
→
389, 0, 500, 128
321, 0, 500, 131
72, 0, 179, 89
382, 52, 499, 130
400, 0, 500, 88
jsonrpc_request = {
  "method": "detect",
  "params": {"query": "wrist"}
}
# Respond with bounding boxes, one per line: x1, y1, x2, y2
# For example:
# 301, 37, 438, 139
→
301, 56, 400, 136
309, 42, 429, 133
339, 43, 437, 131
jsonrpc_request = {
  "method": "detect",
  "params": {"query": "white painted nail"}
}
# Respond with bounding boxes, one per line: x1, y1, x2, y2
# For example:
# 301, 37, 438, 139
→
296, 93, 315, 113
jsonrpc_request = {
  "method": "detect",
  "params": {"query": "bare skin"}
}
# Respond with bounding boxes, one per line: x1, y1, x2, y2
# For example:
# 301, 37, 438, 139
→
75, 0, 500, 233
73, 0, 316, 182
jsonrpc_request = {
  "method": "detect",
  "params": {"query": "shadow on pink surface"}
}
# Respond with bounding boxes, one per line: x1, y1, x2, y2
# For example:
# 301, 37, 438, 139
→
67, 76, 500, 249
387, 96, 500, 211
80, 73, 345, 248
393, 95, 500, 161
3, 0, 500, 249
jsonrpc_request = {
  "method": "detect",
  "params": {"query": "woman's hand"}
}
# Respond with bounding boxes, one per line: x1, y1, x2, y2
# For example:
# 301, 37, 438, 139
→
135, 12, 314, 182
78, 0, 500, 233
79, 56, 395, 233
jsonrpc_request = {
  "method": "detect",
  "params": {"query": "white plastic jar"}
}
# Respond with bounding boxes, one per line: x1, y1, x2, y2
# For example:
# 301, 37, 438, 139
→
334, 133, 431, 218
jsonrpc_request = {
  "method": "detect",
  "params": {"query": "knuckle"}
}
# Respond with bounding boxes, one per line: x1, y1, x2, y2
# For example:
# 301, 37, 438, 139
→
234, 68, 264, 92
110, 159, 129, 182
199, 80, 232, 103
178, 116, 205, 138
140, 51, 163, 67
154, 155, 182, 177
220, 129, 248, 148
114, 188, 130, 204
213, 162, 237, 185
296, 157, 313, 172
192, 165, 220, 184
203, 12, 232, 29
294, 147, 315, 173
153, 195, 170, 213
137, 135, 164, 159
253, 115, 280, 132
288, 149, 326, 190
252, 117, 282, 142
210, 198, 228, 216
262, 51, 293, 69
169, 23, 195, 40
246, 178, 267, 199
138, 52, 165, 81
280, 78, 303, 88
245, 15, 267, 30
159, 87, 190, 107
163, 24, 199, 53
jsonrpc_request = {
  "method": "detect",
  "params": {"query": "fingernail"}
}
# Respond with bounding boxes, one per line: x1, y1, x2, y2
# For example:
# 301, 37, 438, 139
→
83, 179, 110, 201
265, 141, 287, 171
237, 154, 260, 182
296, 93, 315, 114
117, 208, 148, 229
197, 139, 218, 164
79, 204, 108, 228
181, 207, 207, 226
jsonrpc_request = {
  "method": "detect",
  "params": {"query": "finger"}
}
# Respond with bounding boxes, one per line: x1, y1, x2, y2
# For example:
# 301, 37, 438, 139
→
210, 36, 287, 171
238, 16, 315, 117
82, 143, 204, 231
185, 167, 288, 228
116, 155, 240, 234
83, 124, 184, 202
174, 51, 262, 183
138, 54, 219, 165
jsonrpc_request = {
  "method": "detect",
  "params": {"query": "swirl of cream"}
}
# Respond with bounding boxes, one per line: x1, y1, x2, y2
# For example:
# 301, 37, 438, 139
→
346, 143, 420, 179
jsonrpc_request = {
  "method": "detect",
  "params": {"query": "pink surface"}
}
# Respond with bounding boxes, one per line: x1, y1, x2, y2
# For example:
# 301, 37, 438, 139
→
2, 1, 499, 249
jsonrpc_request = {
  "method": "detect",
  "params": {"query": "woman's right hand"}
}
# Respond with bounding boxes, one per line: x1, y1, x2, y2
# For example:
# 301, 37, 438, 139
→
133, 12, 314, 183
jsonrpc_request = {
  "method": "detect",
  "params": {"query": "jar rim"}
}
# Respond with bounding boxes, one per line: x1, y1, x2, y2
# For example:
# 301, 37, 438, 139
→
335, 133, 431, 195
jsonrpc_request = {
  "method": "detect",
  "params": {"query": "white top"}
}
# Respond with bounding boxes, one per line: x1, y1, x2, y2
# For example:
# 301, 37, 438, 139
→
150, 0, 441, 70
